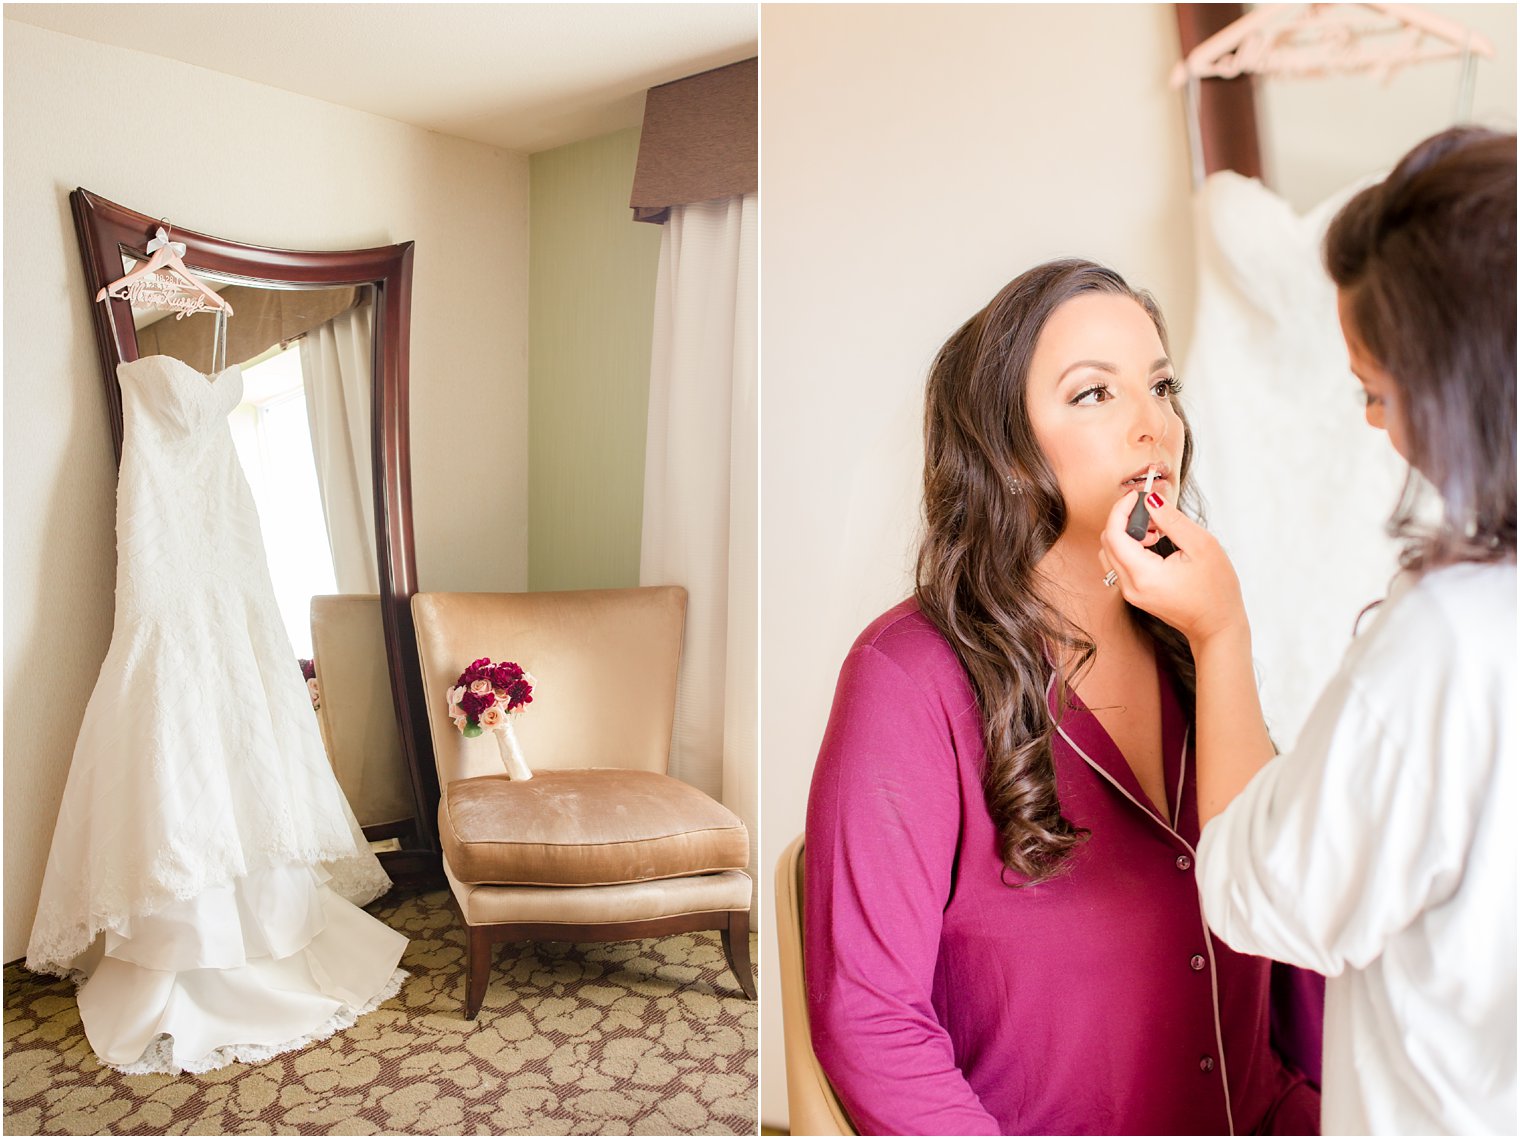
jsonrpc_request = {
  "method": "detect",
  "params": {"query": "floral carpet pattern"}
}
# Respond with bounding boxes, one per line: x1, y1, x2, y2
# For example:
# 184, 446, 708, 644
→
3, 888, 758, 1135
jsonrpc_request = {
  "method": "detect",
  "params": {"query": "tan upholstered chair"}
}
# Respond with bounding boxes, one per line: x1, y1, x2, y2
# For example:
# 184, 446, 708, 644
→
776, 834, 857, 1136
309, 594, 416, 834
412, 586, 755, 1018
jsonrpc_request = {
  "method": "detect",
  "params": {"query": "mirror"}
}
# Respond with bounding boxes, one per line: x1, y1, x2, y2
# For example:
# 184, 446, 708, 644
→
71, 188, 440, 889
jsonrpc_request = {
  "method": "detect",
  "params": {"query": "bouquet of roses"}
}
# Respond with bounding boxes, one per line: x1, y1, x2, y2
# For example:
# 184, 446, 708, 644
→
299, 658, 320, 712
448, 658, 535, 738
448, 658, 536, 780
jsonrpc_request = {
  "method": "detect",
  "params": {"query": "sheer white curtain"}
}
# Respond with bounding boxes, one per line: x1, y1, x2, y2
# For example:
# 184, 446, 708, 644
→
300, 303, 379, 595
640, 193, 758, 901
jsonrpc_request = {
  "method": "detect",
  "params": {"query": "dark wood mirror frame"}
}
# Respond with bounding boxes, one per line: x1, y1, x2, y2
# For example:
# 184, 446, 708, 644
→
71, 187, 442, 890
1174, 4, 1264, 180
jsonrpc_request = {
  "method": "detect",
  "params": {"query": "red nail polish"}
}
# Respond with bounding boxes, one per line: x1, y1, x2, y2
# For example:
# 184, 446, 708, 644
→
1146, 493, 1163, 509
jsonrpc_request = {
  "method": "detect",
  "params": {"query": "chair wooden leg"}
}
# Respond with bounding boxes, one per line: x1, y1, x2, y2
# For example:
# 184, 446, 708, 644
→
720, 909, 757, 1000
465, 926, 493, 1019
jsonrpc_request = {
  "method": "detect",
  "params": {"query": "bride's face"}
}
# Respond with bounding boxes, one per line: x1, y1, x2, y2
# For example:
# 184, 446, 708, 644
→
1337, 288, 1412, 465
1025, 293, 1185, 545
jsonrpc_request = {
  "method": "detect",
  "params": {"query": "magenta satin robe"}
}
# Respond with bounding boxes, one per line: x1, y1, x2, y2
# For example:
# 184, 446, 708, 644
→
805, 600, 1322, 1135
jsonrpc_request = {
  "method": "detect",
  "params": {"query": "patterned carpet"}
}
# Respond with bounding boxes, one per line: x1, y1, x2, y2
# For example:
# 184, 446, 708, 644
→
3, 887, 758, 1135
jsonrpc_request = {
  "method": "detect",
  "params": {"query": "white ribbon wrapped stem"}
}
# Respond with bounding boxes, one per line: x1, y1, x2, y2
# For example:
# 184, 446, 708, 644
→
494, 720, 533, 781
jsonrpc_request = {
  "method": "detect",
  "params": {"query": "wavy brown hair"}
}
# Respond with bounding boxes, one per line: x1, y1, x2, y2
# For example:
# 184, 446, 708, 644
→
1324, 126, 1516, 572
914, 259, 1202, 884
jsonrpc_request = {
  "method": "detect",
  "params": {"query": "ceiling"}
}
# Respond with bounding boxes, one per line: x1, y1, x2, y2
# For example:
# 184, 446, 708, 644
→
4, 3, 758, 153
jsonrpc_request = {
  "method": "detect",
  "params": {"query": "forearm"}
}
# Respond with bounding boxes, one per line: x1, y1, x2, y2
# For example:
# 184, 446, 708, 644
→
1191, 624, 1276, 825
811, 998, 1002, 1135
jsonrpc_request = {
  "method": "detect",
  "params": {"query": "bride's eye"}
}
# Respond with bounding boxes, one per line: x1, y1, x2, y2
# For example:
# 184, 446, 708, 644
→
1152, 376, 1182, 398
1070, 384, 1111, 406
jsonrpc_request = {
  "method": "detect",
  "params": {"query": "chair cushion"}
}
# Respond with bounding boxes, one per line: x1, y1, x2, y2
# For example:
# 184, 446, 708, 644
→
441, 768, 750, 887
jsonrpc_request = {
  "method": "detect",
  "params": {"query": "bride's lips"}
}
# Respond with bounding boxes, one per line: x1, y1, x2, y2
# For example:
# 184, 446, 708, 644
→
1120, 464, 1171, 541
1119, 463, 1172, 491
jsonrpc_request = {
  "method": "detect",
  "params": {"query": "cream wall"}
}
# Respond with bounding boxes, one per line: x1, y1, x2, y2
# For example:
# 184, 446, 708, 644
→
758, 4, 1201, 1129
528, 128, 662, 591
3, 20, 528, 963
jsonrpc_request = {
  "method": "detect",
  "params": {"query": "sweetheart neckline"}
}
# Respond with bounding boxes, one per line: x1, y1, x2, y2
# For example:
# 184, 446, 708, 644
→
1200, 169, 1384, 226
117, 354, 240, 387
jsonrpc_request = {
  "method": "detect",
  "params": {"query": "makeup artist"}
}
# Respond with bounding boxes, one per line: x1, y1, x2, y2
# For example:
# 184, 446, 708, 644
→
1101, 126, 1516, 1135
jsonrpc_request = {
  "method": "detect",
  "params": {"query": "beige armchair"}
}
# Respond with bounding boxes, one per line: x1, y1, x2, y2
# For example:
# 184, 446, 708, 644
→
412, 586, 755, 1018
309, 594, 417, 835
775, 834, 856, 1136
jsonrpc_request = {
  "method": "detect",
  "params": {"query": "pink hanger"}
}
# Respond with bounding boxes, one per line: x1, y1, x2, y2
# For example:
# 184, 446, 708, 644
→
95, 223, 235, 317
1170, 3, 1495, 88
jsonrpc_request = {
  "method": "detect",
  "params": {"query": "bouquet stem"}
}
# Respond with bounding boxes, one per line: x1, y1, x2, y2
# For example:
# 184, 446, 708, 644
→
495, 720, 533, 781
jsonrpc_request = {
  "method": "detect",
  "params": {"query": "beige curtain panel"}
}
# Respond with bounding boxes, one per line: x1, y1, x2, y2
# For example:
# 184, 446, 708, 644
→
135, 285, 360, 373
631, 57, 757, 224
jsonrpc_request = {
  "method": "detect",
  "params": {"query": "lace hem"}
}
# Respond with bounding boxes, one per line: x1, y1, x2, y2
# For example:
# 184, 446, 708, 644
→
23, 958, 85, 985
26, 849, 391, 974
109, 967, 407, 1076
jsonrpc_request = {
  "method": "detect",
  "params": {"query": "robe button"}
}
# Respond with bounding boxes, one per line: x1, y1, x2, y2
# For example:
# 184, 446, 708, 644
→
1200, 1055, 1215, 1073
1175, 854, 1192, 871
1190, 954, 1206, 971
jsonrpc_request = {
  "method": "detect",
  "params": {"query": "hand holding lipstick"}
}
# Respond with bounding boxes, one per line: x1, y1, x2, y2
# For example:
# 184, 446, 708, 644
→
1099, 489, 1248, 648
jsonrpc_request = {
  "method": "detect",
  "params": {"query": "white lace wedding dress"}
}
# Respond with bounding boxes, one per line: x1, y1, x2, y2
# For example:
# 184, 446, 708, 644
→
26, 351, 407, 1075
1183, 172, 1408, 746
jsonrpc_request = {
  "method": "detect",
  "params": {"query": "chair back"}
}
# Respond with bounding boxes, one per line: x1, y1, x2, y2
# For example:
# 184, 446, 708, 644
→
309, 594, 416, 828
775, 834, 857, 1136
412, 587, 687, 787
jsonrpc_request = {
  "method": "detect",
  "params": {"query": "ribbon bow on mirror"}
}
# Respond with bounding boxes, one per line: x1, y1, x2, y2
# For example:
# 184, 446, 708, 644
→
145, 226, 186, 259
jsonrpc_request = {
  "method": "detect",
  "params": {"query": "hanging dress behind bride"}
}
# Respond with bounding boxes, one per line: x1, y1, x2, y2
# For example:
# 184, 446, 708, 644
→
1183, 170, 1409, 747
26, 307, 407, 1075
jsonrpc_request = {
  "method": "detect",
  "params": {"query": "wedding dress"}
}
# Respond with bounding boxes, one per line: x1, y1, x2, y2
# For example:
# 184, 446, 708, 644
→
1182, 171, 1408, 746
26, 335, 407, 1075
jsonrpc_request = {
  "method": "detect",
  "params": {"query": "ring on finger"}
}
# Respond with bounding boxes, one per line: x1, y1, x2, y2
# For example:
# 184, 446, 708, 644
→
1102, 569, 1118, 588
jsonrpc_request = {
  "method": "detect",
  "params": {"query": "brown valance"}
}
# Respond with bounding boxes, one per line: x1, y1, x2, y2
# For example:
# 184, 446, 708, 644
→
134, 284, 361, 375
630, 57, 757, 224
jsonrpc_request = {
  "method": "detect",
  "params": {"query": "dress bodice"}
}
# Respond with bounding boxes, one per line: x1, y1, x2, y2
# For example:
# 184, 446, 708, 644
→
117, 355, 243, 441
1194, 171, 1367, 322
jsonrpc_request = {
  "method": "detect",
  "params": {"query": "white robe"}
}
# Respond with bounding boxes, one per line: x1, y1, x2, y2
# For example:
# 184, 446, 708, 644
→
1197, 561, 1516, 1135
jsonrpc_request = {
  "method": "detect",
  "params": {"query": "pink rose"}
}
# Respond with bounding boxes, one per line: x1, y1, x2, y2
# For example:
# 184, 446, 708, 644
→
478, 705, 506, 730
452, 713, 468, 731
469, 679, 492, 696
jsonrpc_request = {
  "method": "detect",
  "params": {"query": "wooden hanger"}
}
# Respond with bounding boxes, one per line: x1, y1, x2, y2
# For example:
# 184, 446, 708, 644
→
95, 223, 235, 317
1170, 3, 1495, 89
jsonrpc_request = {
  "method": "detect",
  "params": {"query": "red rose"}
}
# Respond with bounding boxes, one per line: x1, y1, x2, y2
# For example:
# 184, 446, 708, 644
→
460, 690, 495, 718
